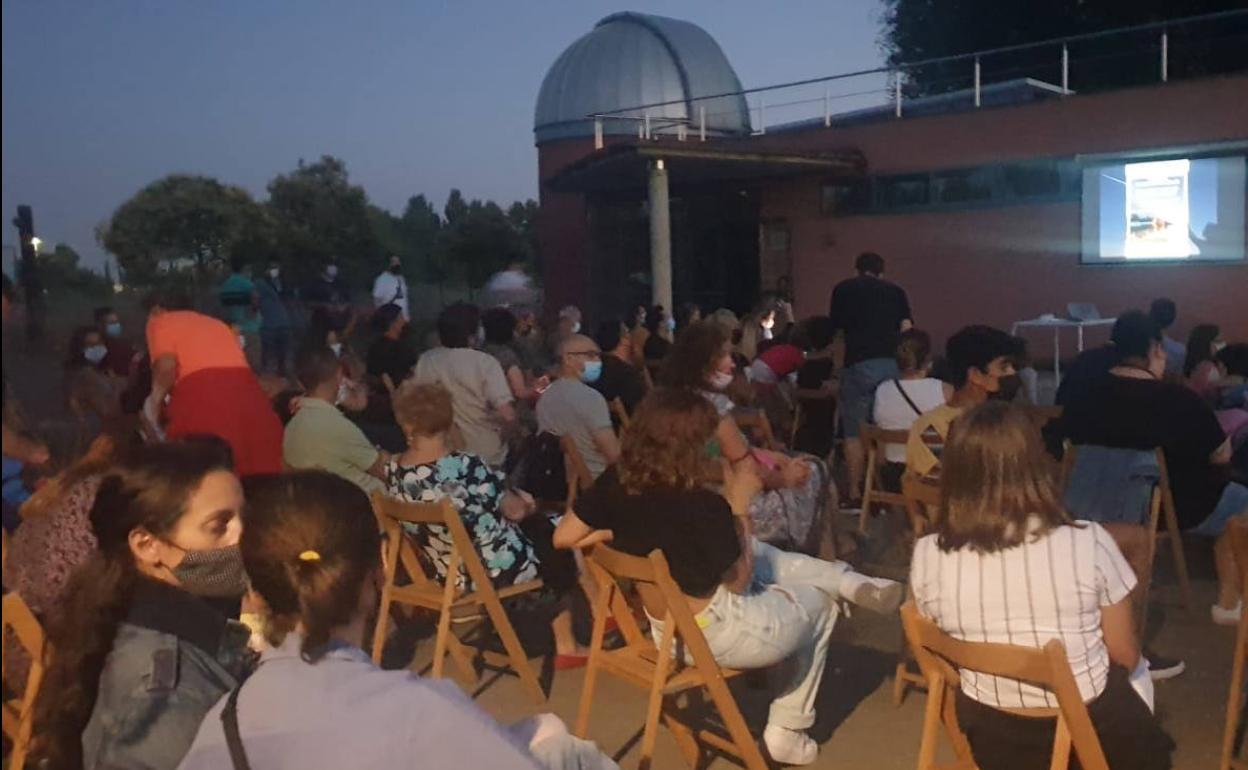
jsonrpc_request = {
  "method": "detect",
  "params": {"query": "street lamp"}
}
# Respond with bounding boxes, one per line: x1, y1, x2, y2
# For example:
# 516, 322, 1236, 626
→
29, 236, 42, 252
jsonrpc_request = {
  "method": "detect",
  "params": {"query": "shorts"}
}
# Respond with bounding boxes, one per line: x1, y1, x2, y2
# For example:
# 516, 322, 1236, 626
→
839, 358, 899, 439
1189, 481, 1248, 538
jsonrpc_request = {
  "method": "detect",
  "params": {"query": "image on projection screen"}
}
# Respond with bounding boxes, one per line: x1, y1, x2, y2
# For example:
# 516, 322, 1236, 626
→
1081, 154, 1247, 264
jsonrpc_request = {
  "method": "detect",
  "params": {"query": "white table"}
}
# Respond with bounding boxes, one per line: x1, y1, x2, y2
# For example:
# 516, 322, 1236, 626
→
1010, 317, 1117, 386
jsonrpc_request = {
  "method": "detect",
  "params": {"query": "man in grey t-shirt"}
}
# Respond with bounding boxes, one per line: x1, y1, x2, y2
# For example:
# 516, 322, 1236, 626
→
536, 334, 620, 479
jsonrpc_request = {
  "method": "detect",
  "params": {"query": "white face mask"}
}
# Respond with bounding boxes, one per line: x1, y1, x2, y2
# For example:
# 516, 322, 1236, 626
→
237, 335, 247, 351
329, 342, 343, 357
708, 371, 733, 390
84, 344, 108, 364
570, 321, 581, 335
325, 265, 339, 279
268, 268, 280, 279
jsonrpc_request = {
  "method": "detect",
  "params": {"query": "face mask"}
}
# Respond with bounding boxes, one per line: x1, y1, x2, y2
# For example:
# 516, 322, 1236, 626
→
325, 265, 339, 279
665, 317, 676, 333
389, 264, 402, 275
268, 268, 280, 279
84, 344, 108, 364
580, 359, 603, 384
329, 342, 343, 357
1213, 340, 1227, 355
171, 544, 248, 598
105, 322, 123, 338
571, 321, 581, 335
334, 378, 349, 406
708, 371, 734, 390
237, 334, 247, 351
761, 318, 775, 331
990, 373, 1023, 402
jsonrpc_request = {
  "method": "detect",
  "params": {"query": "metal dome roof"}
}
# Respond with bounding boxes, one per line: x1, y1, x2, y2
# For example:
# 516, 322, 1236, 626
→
534, 12, 752, 144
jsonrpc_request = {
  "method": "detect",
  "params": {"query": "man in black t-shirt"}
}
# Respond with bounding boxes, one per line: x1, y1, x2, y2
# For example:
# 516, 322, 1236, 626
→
1064, 311, 1247, 626
828, 252, 912, 505
590, 320, 645, 429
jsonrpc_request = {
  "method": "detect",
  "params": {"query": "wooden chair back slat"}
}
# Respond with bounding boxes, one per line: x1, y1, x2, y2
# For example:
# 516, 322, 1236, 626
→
1, 593, 46, 770
900, 602, 1109, 770
1222, 519, 1248, 770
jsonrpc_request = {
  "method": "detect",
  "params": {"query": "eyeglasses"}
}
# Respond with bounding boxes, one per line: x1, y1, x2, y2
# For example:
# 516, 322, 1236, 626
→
565, 350, 601, 359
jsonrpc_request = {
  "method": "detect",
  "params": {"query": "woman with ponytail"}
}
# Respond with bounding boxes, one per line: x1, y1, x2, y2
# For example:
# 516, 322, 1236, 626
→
29, 437, 251, 770
179, 470, 617, 770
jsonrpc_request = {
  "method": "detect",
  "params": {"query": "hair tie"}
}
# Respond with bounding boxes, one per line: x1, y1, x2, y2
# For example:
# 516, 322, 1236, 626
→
298, 550, 321, 563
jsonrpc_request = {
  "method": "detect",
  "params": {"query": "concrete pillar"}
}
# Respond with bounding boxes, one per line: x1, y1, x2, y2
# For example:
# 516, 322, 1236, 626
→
648, 159, 672, 312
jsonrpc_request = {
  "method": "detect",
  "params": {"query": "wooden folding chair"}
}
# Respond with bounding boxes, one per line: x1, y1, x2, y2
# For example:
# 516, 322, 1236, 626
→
859, 423, 911, 535
1062, 445, 1194, 613
370, 494, 547, 704
2, 593, 46, 770
734, 410, 781, 451
575, 545, 769, 770
1222, 518, 1248, 770
900, 602, 1110, 770
893, 472, 942, 706
609, 397, 632, 432
561, 434, 595, 509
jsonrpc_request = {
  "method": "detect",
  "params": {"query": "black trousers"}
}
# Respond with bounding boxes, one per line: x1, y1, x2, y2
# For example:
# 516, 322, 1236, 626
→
955, 665, 1174, 770
518, 513, 578, 596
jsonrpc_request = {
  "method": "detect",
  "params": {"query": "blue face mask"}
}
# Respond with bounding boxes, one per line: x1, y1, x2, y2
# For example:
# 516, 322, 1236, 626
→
105, 322, 122, 338
580, 360, 603, 384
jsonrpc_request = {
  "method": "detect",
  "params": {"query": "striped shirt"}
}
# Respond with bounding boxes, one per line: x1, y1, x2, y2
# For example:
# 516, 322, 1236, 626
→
910, 521, 1135, 708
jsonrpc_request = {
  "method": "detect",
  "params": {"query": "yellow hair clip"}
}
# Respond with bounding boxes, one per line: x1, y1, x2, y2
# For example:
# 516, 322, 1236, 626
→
298, 550, 321, 563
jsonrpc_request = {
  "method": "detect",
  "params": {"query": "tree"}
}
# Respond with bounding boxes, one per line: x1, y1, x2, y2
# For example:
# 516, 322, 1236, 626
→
40, 243, 113, 295
506, 199, 541, 275
443, 189, 469, 227
99, 174, 270, 284
880, 0, 1247, 97
401, 194, 444, 282
438, 196, 531, 290
266, 156, 380, 284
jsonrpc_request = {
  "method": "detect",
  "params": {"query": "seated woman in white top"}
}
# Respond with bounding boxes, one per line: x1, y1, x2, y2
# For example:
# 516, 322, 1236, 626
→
179, 470, 615, 770
909, 402, 1173, 770
871, 329, 950, 488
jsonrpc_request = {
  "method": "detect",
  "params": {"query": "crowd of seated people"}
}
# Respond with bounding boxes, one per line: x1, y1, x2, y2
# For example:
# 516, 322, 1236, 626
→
4, 252, 1245, 770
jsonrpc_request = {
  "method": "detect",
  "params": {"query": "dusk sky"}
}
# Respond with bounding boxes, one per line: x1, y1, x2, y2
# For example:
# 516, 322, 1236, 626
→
2, 0, 885, 271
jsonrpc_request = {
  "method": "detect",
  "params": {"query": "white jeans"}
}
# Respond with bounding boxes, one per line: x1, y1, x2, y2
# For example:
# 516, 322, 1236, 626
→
651, 539, 845, 730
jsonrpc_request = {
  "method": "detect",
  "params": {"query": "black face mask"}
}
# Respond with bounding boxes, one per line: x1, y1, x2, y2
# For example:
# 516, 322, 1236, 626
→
388, 265, 402, 275
991, 374, 1024, 402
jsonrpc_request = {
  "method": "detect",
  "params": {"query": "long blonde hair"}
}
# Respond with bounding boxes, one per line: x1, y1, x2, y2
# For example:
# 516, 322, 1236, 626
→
936, 401, 1072, 553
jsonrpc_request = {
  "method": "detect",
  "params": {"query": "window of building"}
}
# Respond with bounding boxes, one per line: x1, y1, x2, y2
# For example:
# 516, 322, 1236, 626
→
819, 180, 871, 215
879, 174, 930, 207
932, 167, 995, 203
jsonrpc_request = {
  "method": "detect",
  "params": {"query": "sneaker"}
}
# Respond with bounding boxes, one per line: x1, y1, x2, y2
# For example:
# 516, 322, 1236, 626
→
1145, 652, 1186, 681
842, 573, 905, 615
763, 725, 818, 766
1212, 600, 1243, 627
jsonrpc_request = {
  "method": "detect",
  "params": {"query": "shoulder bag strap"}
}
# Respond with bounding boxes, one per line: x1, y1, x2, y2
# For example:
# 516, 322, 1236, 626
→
893, 379, 924, 417
221, 681, 253, 770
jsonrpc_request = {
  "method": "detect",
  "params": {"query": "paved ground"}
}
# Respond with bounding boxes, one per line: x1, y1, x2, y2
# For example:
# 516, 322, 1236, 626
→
391, 542, 1234, 770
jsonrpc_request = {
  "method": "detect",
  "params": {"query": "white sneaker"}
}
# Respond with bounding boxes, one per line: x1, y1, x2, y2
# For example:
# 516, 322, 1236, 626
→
1213, 601, 1243, 626
763, 725, 818, 766
841, 572, 905, 615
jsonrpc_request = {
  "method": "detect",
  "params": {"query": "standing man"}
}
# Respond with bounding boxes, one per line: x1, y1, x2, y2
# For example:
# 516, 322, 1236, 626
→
218, 257, 261, 370
829, 251, 913, 507
256, 260, 293, 377
304, 260, 352, 334
372, 255, 410, 320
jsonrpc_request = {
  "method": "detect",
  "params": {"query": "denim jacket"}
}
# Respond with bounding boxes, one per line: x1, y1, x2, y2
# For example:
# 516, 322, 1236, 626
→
81, 580, 252, 770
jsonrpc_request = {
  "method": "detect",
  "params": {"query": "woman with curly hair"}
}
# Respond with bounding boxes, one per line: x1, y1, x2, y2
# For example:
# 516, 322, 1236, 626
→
658, 321, 837, 558
28, 438, 251, 770
554, 388, 901, 766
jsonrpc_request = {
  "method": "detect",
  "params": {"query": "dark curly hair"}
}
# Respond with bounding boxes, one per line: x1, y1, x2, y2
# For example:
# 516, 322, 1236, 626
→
658, 320, 728, 391
618, 388, 720, 493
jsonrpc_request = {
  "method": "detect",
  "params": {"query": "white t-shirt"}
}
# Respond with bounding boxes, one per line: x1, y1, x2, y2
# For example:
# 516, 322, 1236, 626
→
910, 521, 1135, 708
413, 348, 513, 466
372, 272, 410, 319
873, 377, 946, 463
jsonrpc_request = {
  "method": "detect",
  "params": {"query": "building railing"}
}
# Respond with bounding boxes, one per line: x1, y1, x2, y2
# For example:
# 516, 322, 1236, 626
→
588, 9, 1248, 147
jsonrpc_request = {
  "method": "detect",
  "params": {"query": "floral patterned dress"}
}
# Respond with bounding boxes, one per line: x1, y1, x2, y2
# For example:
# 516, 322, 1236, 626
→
384, 452, 538, 591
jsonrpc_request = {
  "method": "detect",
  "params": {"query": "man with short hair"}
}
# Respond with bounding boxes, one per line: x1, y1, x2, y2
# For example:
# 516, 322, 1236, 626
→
254, 260, 293, 377
829, 252, 913, 504
304, 260, 352, 332
590, 320, 645, 426
93, 305, 135, 378
413, 303, 516, 466
905, 325, 1019, 478
1148, 298, 1185, 377
537, 334, 620, 480
284, 347, 389, 494
371, 255, 410, 320
1064, 310, 1248, 627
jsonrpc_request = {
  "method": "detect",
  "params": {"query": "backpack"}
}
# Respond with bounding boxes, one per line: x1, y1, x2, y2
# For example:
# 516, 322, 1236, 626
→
510, 431, 568, 503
